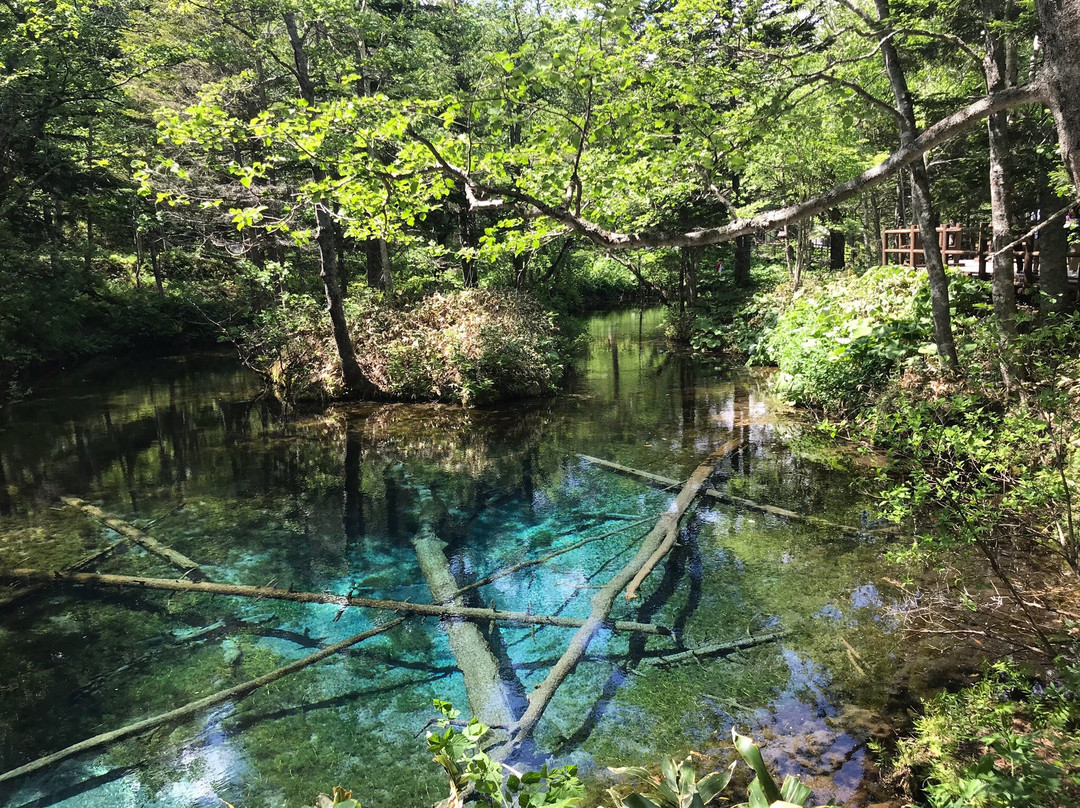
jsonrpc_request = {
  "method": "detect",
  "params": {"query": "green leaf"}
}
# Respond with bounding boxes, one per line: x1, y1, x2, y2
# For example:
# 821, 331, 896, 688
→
696, 763, 736, 804
621, 795, 662, 808
733, 730, 783, 804
779, 774, 812, 806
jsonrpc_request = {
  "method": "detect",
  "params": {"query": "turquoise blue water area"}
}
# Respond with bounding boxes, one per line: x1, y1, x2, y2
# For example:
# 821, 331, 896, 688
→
0, 309, 902, 808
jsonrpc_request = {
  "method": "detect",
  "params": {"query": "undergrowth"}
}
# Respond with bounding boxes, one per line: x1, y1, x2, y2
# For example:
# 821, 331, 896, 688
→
240, 289, 569, 405
760, 265, 986, 412
886, 659, 1080, 808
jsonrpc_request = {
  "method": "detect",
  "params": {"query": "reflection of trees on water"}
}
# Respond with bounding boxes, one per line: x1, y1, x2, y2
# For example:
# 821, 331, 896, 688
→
0, 317, 896, 807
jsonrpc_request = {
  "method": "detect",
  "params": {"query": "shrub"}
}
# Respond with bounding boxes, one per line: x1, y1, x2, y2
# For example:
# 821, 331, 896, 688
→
888, 660, 1080, 808
764, 265, 987, 412
353, 289, 566, 404
247, 289, 568, 405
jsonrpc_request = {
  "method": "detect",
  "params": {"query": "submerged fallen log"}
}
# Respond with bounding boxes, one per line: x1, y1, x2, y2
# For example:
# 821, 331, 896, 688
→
60, 497, 206, 580
495, 439, 743, 759
0, 540, 124, 610
630, 629, 789, 673
0, 616, 407, 785
411, 490, 518, 741
579, 455, 680, 489
579, 454, 893, 536
0, 569, 672, 636
624, 439, 745, 603
452, 516, 654, 599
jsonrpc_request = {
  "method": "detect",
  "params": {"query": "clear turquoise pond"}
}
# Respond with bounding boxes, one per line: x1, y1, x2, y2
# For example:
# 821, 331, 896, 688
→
0, 309, 906, 808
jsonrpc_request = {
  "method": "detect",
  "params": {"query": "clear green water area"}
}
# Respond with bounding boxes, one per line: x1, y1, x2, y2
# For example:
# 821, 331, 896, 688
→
0, 309, 909, 808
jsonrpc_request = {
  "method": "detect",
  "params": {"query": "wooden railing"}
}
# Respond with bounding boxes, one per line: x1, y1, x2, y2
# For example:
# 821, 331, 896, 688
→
882, 224, 1080, 282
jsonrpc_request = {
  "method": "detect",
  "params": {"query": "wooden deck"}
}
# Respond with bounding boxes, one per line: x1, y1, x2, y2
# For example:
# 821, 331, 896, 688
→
882, 224, 1080, 285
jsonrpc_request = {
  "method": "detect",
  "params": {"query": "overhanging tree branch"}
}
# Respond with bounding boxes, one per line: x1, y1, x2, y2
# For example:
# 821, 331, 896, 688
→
416, 83, 1045, 250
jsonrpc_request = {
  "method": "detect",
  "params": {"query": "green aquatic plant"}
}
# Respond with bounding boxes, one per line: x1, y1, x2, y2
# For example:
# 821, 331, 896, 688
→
607, 752, 735, 808
608, 730, 832, 808
427, 699, 585, 808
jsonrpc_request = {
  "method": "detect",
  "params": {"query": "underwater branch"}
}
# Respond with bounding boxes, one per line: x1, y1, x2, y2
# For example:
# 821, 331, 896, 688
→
0, 569, 673, 635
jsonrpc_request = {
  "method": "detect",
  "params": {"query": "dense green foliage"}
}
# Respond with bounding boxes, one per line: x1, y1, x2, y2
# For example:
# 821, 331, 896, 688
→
3, 0, 1073, 402
762, 265, 988, 411
889, 660, 1080, 808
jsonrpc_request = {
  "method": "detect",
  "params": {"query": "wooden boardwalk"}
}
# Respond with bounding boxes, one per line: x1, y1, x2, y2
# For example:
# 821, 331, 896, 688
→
882, 224, 1080, 285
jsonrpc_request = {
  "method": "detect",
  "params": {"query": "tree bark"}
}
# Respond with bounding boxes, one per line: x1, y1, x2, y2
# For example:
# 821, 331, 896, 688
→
149, 236, 165, 299
460, 203, 479, 288
284, 11, 379, 399
734, 235, 752, 287
731, 174, 752, 287
0, 541, 123, 609
873, 0, 959, 367
577, 453, 894, 537
411, 490, 517, 742
630, 630, 788, 673
364, 238, 383, 289
983, 0, 1019, 333
624, 438, 744, 602
1038, 183, 1070, 317
493, 439, 743, 759
828, 208, 845, 270
1035, 0, 1080, 199
0, 569, 672, 635
61, 496, 205, 580
85, 117, 94, 279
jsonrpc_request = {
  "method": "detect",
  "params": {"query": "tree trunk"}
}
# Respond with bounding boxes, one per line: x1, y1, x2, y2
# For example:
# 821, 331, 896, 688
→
828, 206, 846, 270
682, 246, 699, 305
1039, 183, 1070, 317
85, 118, 94, 279
149, 237, 165, 299
873, 0, 960, 367
0, 569, 671, 635
983, 0, 1019, 334
333, 219, 350, 297
411, 490, 517, 743
45, 201, 60, 276
378, 238, 393, 291
284, 11, 379, 398
731, 174, 752, 287
513, 252, 528, 290
364, 238, 383, 288
460, 204, 478, 288
494, 440, 742, 759
1035, 0, 1080, 199
61, 497, 205, 580
734, 235, 752, 286
134, 226, 143, 290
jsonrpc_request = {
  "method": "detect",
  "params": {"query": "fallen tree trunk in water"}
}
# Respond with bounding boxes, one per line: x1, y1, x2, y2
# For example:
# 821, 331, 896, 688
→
0, 616, 407, 785
60, 497, 206, 580
578, 454, 895, 536
452, 516, 654, 599
624, 439, 745, 603
495, 439, 743, 759
411, 489, 518, 743
0, 540, 123, 609
630, 629, 789, 673
0, 569, 671, 636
